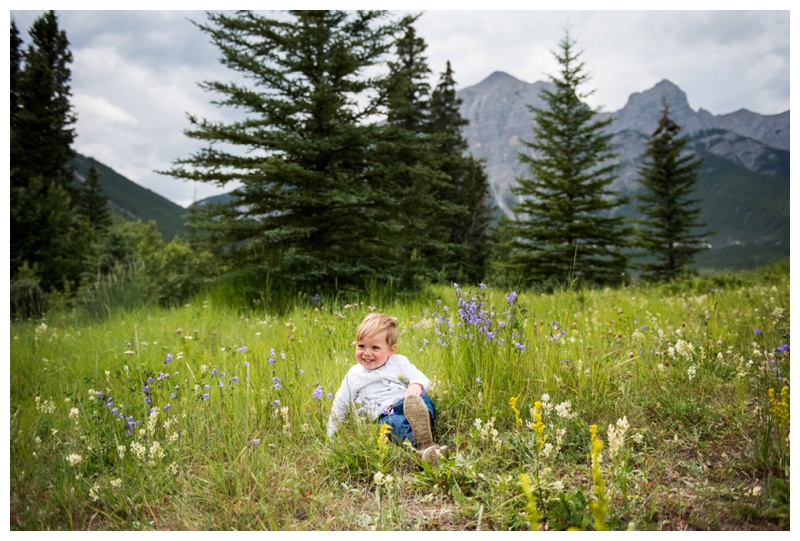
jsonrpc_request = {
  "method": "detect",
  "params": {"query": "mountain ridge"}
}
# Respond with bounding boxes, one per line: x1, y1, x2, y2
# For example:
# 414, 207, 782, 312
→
455, 71, 789, 258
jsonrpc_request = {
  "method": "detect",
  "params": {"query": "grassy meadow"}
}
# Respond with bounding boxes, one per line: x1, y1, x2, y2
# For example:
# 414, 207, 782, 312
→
9, 261, 790, 530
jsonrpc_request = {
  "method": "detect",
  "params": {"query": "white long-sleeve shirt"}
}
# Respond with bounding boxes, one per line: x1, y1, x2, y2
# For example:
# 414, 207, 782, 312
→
327, 353, 431, 438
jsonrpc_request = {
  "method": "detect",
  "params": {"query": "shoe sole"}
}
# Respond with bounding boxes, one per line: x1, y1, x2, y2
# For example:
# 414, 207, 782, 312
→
404, 395, 433, 449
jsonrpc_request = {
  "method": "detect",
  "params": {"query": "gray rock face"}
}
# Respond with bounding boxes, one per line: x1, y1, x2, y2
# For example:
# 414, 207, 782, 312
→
456, 73, 789, 217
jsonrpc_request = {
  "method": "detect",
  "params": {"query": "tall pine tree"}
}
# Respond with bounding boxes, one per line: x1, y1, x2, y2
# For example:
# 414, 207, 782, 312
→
12, 10, 76, 194
11, 11, 82, 291
634, 104, 710, 281
163, 10, 433, 293
500, 31, 630, 287
427, 61, 493, 283
382, 25, 463, 282
77, 159, 113, 234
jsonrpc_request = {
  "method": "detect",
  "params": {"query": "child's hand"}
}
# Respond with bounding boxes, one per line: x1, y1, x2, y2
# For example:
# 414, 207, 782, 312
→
404, 383, 423, 397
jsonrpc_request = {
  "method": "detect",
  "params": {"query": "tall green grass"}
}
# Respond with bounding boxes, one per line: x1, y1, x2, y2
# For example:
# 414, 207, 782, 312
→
9, 261, 790, 530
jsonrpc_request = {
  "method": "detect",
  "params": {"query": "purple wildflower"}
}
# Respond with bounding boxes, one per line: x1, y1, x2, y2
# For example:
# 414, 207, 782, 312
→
506, 291, 517, 303
163, 404, 170, 411
479, 282, 487, 289
177, 328, 182, 334
755, 328, 763, 335
233, 377, 239, 383
252, 439, 260, 445
203, 393, 210, 400
144, 396, 151, 404
237, 346, 247, 353
475, 377, 482, 384
313, 385, 324, 399
165, 353, 172, 364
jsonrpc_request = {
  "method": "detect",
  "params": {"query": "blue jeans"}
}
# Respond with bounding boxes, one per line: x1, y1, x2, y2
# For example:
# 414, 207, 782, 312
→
378, 394, 436, 448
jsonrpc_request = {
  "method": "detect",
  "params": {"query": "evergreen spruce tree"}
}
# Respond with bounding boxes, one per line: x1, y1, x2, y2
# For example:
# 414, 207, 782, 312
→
163, 10, 429, 293
500, 31, 630, 287
78, 159, 113, 233
12, 10, 76, 194
11, 20, 22, 117
382, 25, 462, 282
11, 11, 82, 291
634, 104, 710, 281
427, 61, 493, 283
386, 25, 431, 131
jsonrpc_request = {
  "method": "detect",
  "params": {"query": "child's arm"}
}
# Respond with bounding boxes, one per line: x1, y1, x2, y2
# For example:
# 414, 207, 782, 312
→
326, 376, 352, 439
394, 355, 431, 397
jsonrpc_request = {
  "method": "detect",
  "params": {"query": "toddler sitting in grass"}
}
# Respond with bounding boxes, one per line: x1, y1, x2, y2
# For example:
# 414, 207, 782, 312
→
327, 313, 446, 463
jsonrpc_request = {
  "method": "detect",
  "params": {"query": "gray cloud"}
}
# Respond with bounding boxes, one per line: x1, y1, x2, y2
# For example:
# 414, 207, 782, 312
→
10, 9, 790, 208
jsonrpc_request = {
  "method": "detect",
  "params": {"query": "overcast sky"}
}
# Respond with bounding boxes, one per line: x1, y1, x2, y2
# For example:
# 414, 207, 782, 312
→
8, 5, 792, 208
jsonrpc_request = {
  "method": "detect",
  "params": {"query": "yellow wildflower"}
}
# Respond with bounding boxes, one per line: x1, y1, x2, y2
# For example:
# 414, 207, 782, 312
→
589, 424, 608, 531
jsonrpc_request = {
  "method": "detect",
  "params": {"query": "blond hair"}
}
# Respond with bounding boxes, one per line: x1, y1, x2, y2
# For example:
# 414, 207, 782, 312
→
356, 313, 398, 346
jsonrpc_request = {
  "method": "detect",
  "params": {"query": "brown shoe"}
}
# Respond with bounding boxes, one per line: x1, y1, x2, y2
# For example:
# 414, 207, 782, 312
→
404, 394, 433, 450
418, 444, 448, 465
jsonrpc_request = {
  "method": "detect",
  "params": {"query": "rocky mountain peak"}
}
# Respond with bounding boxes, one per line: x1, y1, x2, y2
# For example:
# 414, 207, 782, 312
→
608, 79, 702, 134
456, 73, 790, 222
475, 70, 527, 89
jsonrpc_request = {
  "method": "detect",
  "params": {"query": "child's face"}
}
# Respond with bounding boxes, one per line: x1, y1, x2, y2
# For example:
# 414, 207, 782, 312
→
355, 330, 397, 371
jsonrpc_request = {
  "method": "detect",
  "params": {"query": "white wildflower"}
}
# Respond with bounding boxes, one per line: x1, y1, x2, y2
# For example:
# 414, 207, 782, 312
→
607, 416, 630, 460
147, 409, 159, 435
687, 365, 697, 381
35, 396, 56, 414
149, 441, 164, 461
65, 454, 83, 467
555, 401, 574, 419
110, 478, 122, 489
130, 441, 146, 459
89, 482, 100, 501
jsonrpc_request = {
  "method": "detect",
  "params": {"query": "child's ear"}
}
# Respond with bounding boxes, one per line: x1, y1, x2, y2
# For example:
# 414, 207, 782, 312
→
389, 344, 397, 355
